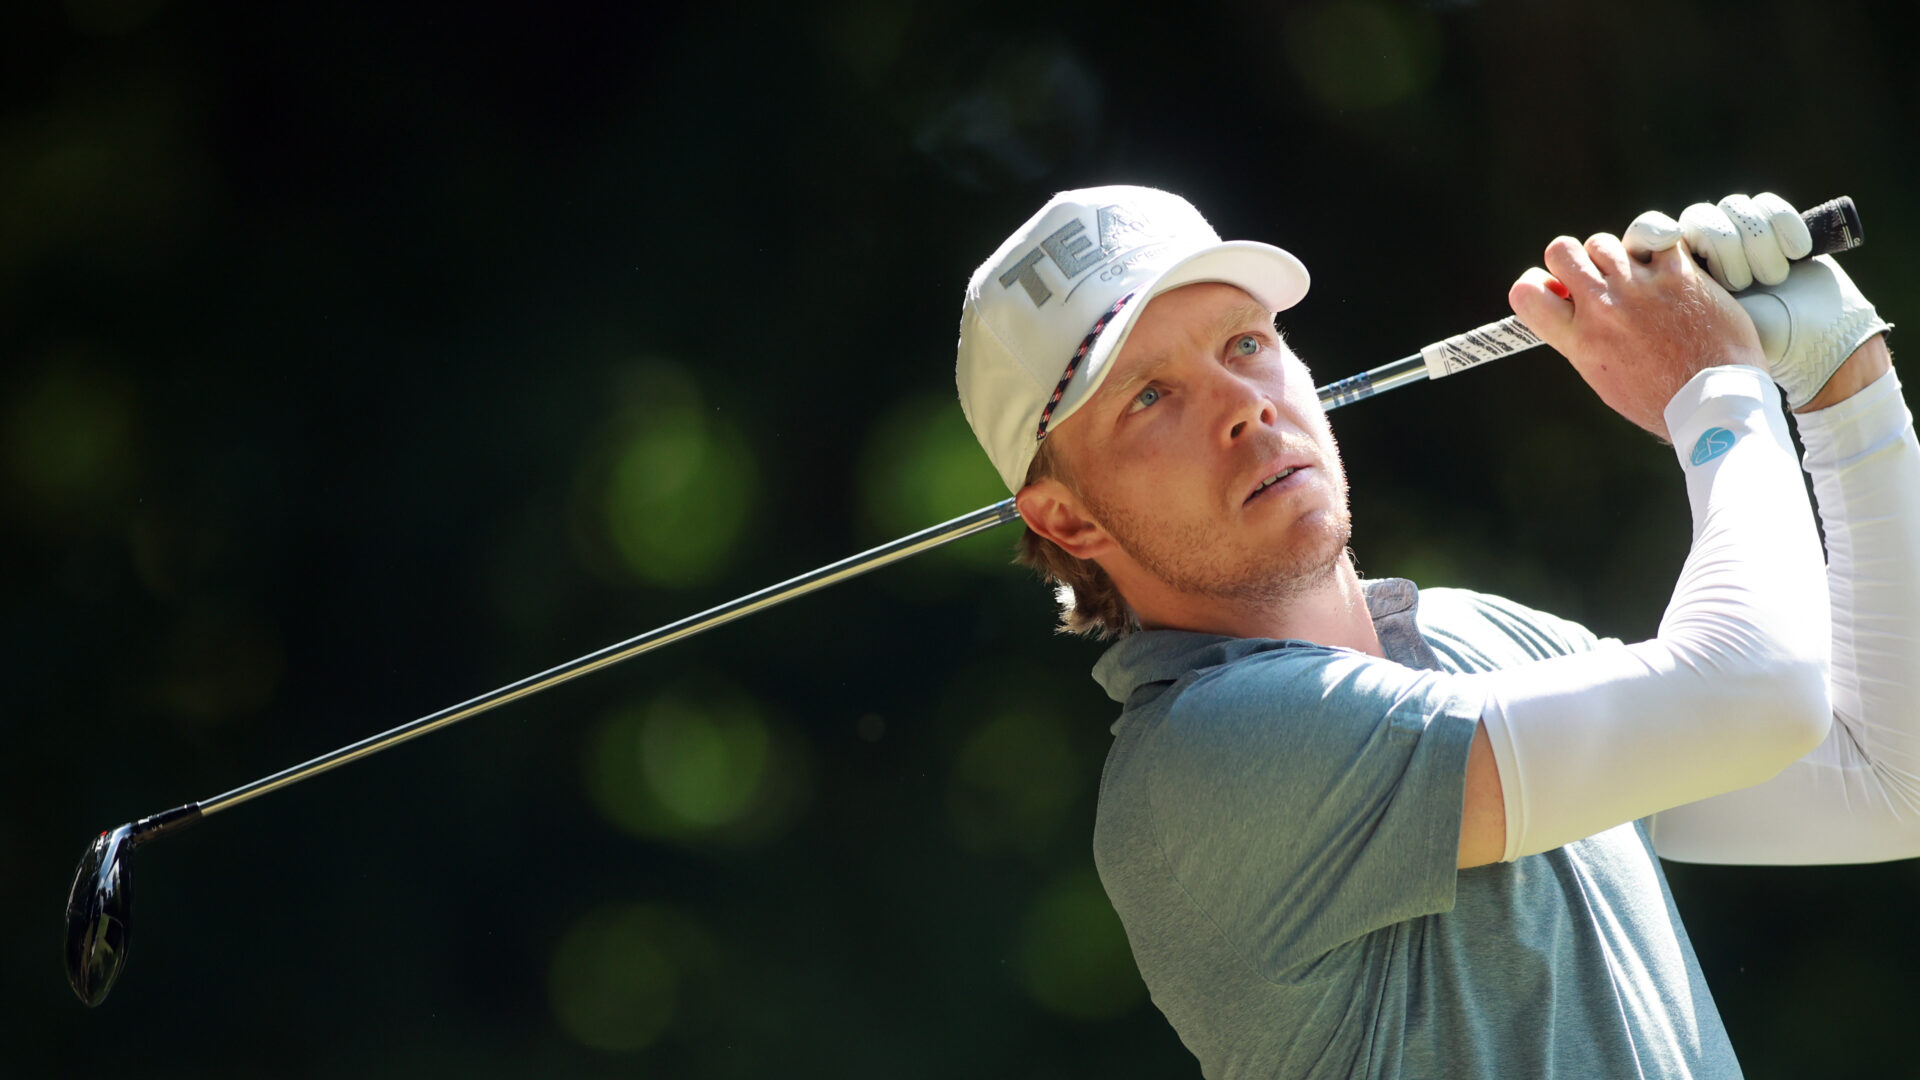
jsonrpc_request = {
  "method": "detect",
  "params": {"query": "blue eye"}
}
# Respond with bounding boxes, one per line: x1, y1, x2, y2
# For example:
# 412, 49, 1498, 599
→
1130, 386, 1162, 412
1234, 334, 1261, 356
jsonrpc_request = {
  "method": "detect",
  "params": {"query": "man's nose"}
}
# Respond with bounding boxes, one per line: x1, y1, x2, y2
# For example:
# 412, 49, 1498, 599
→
1220, 373, 1279, 442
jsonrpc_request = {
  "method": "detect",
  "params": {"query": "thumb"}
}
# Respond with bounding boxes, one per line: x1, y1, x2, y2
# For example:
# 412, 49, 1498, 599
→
1624, 210, 1683, 260
1736, 292, 1790, 367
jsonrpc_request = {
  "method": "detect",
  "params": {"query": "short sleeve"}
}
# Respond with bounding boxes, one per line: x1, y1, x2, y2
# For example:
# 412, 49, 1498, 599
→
1142, 647, 1483, 978
1417, 587, 1612, 672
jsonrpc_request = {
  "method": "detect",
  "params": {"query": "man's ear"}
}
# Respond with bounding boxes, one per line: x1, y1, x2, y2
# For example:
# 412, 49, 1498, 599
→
1015, 477, 1113, 561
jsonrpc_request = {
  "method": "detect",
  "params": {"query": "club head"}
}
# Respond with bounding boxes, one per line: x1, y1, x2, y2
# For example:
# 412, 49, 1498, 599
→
66, 824, 135, 1007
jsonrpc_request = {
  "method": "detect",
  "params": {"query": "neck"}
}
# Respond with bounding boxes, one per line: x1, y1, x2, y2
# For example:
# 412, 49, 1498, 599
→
1128, 553, 1386, 657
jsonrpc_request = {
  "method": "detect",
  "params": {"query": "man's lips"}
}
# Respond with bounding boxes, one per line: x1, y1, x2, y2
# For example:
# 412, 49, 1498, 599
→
1244, 464, 1309, 504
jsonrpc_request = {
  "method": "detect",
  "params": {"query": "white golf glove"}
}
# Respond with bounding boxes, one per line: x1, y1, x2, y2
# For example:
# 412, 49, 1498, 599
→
1735, 256, 1890, 409
1625, 192, 1811, 290
1625, 193, 1890, 409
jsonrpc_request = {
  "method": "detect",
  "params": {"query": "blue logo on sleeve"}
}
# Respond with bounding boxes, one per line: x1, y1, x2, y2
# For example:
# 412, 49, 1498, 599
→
1689, 426, 1739, 466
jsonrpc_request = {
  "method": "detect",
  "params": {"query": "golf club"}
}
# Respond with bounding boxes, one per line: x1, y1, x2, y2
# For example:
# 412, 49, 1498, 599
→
66, 196, 1865, 1007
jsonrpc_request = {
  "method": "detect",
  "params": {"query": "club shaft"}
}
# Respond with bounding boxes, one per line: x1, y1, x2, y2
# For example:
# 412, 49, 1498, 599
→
197, 498, 1024, 816
1314, 352, 1440, 410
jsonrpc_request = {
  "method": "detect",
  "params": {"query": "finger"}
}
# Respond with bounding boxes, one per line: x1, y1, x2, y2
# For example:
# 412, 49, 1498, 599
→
1624, 210, 1683, 260
1753, 191, 1812, 260
1640, 236, 1692, 276
1720, 193, 1789, 287
1541, 235, 1607, 296
1679, 201, 1752, 291
1509, 266, 1574, 338
1585, 231, 1634, 279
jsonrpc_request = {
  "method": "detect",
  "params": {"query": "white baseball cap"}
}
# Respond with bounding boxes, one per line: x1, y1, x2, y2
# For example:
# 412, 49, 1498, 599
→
956, 185, 1310, 493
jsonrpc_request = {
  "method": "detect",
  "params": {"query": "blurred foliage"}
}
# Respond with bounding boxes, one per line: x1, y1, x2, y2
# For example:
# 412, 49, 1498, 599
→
548, 903, 721, 1054
4, 353, 139, 529
576, 359, 759, 589
7, 0, 1919, 1076
1284, 0, 1443, 111
586, 680, 811, 847
946, 705, 1082, 859
1017, 867, 1148, 1021
859, 391, 1010, 570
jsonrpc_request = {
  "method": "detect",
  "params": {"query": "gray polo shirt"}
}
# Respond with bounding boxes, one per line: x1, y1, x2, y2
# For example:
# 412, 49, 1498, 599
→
1091, 579, 1738, 1079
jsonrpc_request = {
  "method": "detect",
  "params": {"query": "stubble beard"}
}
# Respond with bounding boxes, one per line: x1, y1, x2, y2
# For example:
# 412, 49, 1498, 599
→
1084, 459, 1355, 609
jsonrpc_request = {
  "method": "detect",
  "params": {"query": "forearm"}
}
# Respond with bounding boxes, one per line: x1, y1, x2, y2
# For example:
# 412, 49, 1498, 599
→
1800, 347, 1917, 768
1650, 349, 1920, 863
1477, 366, 1831, 860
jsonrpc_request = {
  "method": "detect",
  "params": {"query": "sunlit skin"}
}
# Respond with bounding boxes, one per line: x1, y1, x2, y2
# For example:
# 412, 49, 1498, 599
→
1014, 282, 1383, 656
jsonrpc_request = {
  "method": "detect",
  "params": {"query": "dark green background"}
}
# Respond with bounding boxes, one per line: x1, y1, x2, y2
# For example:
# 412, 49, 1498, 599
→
8, 0, 1918, 1075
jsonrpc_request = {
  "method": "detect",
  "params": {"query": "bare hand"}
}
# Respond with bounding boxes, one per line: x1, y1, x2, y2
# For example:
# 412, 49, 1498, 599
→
1509, 232, 1766, 441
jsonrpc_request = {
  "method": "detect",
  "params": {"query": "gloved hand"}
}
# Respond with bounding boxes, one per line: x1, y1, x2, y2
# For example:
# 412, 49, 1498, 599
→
1735, 255, 1890, 409
1624, 192, 1811, 291
1625, 193, 1891, 409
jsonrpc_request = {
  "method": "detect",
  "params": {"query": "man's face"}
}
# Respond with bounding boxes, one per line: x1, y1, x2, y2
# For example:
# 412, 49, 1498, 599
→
1043, 282, 1352, 612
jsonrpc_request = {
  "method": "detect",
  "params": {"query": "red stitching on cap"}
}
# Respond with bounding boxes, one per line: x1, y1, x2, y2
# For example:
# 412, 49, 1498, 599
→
1035, 292, 1135, 442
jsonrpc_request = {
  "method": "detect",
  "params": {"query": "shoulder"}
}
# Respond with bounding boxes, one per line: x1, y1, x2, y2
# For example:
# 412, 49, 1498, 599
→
1140, 644, 1482, 796
1175, 643, 1445, 720
1099, 644, 1483, 975
1416, 586, 1608, 672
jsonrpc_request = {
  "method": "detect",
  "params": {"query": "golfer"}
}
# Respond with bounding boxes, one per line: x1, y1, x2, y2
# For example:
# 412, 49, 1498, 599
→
955, 185, 1919, 1078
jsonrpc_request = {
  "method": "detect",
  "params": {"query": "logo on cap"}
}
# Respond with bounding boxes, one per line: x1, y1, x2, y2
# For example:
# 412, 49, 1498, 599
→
994, 204, 1164, 308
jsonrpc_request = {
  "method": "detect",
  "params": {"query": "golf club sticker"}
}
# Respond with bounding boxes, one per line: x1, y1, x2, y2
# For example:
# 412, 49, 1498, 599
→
1690, 426, 1740, 466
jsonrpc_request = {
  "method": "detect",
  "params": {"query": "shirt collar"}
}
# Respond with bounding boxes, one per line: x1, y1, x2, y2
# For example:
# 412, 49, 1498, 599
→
1090, 577, 1439, 706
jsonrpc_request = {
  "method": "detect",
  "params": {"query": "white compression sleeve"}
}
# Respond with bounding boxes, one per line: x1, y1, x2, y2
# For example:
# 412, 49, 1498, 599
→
1649, 366, 1920, 863
1475, 366, 1832, 861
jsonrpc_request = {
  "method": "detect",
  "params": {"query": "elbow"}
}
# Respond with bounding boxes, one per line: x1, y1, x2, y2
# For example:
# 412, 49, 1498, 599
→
1665, 616, 1831, 769
1748, 656, 1833, 769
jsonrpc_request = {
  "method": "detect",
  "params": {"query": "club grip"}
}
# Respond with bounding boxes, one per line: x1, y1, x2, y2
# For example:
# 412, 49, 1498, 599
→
1803, 195, 1863, 256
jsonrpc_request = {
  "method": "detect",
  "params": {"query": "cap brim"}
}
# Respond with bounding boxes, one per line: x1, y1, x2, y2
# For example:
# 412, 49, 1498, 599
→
1046, 241, 1309, 438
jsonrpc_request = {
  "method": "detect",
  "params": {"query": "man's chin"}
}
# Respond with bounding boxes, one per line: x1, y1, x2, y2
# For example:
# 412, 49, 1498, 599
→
1173, 518, 1351, 607
1261, 513, 1352, 590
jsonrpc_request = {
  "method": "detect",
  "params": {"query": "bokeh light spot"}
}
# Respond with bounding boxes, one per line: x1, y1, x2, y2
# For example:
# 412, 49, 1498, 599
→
1017, 868, 1146, 1020
859, 394, 1009, 570
640, 695, 769, 827
0, 86, 196, 274
547, 905, 681, 1053
947, 709, 1078, 857
588, 361, 757, 588
587, 683, 809, 848
4, 358, 137, 514
1285, 0, 1442, 111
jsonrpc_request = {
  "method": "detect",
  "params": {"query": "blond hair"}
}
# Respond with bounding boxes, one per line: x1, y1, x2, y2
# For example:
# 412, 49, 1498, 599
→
1014, 437, 1140, 639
